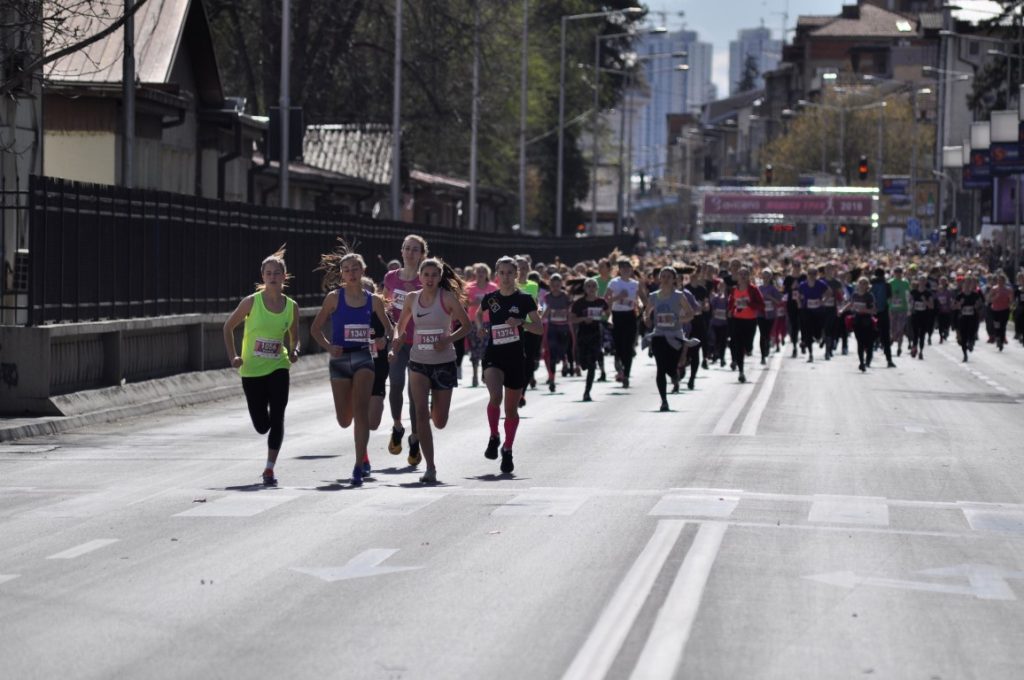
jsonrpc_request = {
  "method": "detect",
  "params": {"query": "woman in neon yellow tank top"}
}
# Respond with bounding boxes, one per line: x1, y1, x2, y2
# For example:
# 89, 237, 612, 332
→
222, 246, 300, 487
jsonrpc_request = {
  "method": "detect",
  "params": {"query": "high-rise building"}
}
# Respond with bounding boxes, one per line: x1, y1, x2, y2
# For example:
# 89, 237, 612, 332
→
630, 29, 714, 181
729, 26, 782, 95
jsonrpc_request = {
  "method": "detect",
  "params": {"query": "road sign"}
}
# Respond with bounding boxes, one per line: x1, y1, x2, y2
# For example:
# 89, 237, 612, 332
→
291, 549, 422, 582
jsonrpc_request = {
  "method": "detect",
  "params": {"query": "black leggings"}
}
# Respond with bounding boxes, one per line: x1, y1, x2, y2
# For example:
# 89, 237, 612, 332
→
729, 318, 757, 374
853, 316, 875, 366
992, 309, 1010, 345
651, 336, 681, 400
241, 368, 290, 450
611, 311, 637, 378
687, 316, 708, 378
757, 317, 774, 360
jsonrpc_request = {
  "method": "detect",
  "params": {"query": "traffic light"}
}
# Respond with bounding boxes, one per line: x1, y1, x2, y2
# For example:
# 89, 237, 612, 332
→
765, 164, 774, 185
947, 221, 958, 239
838, 224, 849, 237
858, 155, 869, 180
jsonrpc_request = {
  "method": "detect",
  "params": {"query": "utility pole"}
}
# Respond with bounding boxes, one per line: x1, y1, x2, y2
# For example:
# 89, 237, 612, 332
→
518, 0, 528, 233
469, 0, 480, 231
391, 0, 402, 220
279, 0, 290, 208
122, 0, 135, 188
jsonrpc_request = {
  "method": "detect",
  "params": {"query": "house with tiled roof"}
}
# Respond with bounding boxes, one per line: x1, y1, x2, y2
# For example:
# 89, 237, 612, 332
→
41, 0, 265, 201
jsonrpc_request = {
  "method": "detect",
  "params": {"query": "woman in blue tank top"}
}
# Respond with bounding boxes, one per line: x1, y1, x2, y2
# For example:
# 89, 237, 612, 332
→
312, 249, 393, 487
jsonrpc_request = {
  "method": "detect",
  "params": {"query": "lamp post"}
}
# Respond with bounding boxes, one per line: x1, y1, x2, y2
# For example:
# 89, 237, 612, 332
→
556, 6, 643, 237
518, 0, 528, 233
391, 0, 402, 220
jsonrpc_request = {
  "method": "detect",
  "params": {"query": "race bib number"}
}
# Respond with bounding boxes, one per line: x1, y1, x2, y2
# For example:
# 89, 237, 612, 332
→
416, 328, 444, 350
764, 301, 774, 312
656, 313, 676, 328
253, 338, 282, 359
343, 324, 370, 343
391, 289, 408, 310
550, 309, 569, 324
586, 306, 604, 320
913, 301, 926, 312
713, 309, 727, 321
807, 298, 822, 310
961, 306, 975, 316
852, 302, 866, 313
824, 298, 836, 307
736, 298, 748, 310
491, 323, 520, 345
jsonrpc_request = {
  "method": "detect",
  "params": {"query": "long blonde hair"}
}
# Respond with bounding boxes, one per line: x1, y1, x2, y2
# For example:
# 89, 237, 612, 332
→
256, 244, 292, 291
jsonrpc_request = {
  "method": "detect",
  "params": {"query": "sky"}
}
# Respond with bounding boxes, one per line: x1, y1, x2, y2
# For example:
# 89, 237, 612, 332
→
654, 0, 1003, 96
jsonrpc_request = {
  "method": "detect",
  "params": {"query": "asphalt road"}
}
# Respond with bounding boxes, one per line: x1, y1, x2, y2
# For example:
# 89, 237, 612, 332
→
2, 336, 1024, 680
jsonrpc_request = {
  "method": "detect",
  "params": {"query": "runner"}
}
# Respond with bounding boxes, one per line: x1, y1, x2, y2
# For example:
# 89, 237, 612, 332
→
311, 249, 393, 487
889, 267, 911, 358
954, 274, 983, 362
727, 267, 765, 383
570, 278, 609, 402
222, 246, 300, 487
758, 268, 783, 365
843, 276, 877, 372
1015, 271, 1024, 347
783, 261, 805, 358
465, 263, 499, 387
383, 234, 427, 464
392, 258, 471, 484
644, 266, 698, 410
478, 256, 543, 474
516, 256, 542, 401
542, 273, 573, 392
365, 277, 390, 468
986, 272, 1012, 351
908, 276, 934, 360
870, 267, 897, 368
708, 279, 730, 367
796, 266, 829, 363
934, 276, 954, 344
605, 257, 642, 388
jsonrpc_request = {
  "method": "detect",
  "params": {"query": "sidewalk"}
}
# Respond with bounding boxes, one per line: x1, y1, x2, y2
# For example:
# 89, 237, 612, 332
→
0, 356, 325, 443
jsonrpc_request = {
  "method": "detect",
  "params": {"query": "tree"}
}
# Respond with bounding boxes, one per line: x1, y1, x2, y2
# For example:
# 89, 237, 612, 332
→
965, 1, 1024, 118
735, 53, 759, 93
205, 0, 642, 234
0, 0, 153, 96
760, 91, 934, 186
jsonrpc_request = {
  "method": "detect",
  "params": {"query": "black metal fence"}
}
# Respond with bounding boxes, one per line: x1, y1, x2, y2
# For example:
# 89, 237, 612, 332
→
23, 176, 629, 326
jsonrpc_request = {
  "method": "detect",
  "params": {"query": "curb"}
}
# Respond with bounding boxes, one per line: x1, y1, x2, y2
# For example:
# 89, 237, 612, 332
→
0, 357, 326, 444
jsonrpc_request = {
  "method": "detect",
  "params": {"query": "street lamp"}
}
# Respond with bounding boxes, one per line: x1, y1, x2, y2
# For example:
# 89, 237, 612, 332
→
557, 6, 644, 237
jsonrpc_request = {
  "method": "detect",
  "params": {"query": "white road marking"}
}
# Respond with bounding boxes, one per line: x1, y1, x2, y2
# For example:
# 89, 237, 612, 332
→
291, 549, 422, 582
903, 425, 927, 433
959, 503, 1024, 535
46, 538, 120, 560
711, 383, 755, 436
340, 489, 449, 516
808, 495, 890, 526
560, 520, 686, 680
650, 493, 739, 518
805, 563, 1024, 601
738, 354, 783, 436
174, 493, 300, 517
628, 522, 728, 680
493, 489, 592, 516
935, 347, 1017, 401
0, 574, 20, 585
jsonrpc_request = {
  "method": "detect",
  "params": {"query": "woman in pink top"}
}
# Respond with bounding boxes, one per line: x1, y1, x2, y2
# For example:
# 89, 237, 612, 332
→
383, 234, 427, 466
464, 262, 499, 387
986, 272, 1012, 351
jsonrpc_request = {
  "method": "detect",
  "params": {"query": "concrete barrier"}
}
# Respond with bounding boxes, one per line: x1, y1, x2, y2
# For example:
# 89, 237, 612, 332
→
0, 308, 323, 416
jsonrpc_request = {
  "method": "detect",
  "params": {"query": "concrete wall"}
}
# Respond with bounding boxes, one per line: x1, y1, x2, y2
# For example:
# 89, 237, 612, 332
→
44, 131, 117, 185
0, 308, 323, 416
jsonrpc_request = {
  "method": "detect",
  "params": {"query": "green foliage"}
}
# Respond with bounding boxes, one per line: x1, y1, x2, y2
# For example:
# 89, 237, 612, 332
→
206, 0, 643, 233
761, 91, 935, 186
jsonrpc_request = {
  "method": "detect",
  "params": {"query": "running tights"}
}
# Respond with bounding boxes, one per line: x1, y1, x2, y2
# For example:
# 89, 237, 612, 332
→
729, 318, 757, 374
388, 343, 418, 436
853, 317, 875, 367
651, 336, 681, 400
241, 368, 290, 450
611, 311, 637, 379
757, 317, 774, 360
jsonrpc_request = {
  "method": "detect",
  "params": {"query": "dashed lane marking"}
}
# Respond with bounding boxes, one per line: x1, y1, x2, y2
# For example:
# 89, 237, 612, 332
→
46, 539, 120, 560
808, 494, 890, 526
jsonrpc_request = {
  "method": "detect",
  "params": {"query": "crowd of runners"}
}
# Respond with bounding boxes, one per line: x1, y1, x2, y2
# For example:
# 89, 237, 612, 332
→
222, 235, 1023, 488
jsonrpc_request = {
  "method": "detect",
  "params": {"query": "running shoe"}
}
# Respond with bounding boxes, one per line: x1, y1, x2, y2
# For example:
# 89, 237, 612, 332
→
484, 434, 500, 459
262, 469, 277, 487
660, 401, 670, 412
858, 363, 866, 372
519, 395, 527, 408
351, 465, 363, 487
420, 468, 438, 485
887, 360, 897, 368
548, 379, 556, 393
761, 357, 767, 365
738, 372, 746, 384
500, 448, 515, 474
684, 337, 701, 349
622, 377, 629, 389
598, 372, 608, 382
687, 376, 695, 390
702, 359, 709, 370
582, 392, 593, 402
388, 426, 404, 455
407, 436, 422, 467
362, 457, 372, 476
